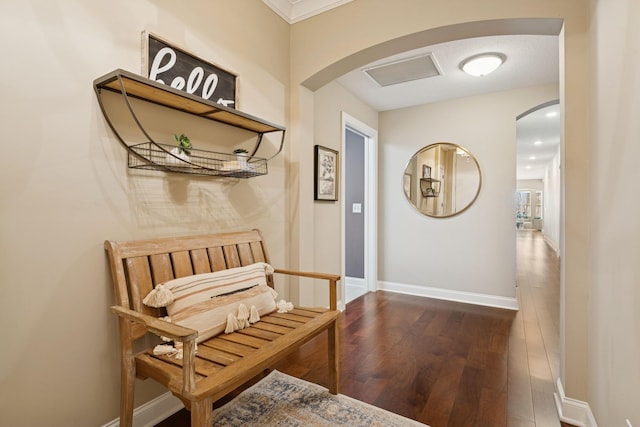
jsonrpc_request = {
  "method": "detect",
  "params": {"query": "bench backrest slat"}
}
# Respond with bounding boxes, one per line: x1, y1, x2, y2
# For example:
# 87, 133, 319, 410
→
191, 248, 212, 274
125, 257, 159, 317
171, 251, 194, 278
208, 247, 227, 271
250, 242, 267, 263
223, 245, 241, 268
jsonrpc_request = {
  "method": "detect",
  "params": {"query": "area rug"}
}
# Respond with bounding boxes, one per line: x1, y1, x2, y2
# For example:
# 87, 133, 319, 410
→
212, 370, 429, 426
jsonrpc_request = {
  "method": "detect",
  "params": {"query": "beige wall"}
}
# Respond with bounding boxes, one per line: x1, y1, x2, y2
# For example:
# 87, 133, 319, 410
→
309, 81, 378, 306
379, 85, 558, 299
0, 1, 289, 425
284, 81, 377, 308
589, 0, 640, 425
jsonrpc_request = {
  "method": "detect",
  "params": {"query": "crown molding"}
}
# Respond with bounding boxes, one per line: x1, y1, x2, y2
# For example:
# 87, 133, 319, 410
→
262, 0, 352, 24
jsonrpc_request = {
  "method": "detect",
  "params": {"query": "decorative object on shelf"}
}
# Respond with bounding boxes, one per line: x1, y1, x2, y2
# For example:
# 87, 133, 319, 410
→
142, 31, 237, 107
166, 133, 192, 165
422, 164, 431, 179
233, 148, 249, 162
174, 133, 192, 155
314, 145, 339, 201
93, 69, 285, 179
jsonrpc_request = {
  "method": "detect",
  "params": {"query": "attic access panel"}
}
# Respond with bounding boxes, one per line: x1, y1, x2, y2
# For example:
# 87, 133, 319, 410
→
363, 54, 441, 87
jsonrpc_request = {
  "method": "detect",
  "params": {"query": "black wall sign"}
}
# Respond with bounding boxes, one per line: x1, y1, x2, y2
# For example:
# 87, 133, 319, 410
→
144, 32, 237, 108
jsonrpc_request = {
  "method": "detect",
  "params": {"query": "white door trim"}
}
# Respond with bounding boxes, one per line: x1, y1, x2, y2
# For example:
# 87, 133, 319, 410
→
341, 112, 378, 309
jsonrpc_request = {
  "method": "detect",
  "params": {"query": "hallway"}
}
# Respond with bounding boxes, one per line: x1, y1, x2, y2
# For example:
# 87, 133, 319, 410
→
156, 229, 568, 427
508, 230, 563, 426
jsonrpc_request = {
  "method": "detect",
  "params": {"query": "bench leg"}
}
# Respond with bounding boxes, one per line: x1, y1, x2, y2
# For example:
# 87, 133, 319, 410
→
328, 319, 340, 395
191, 398, 213, 426
119, 355, 135, 427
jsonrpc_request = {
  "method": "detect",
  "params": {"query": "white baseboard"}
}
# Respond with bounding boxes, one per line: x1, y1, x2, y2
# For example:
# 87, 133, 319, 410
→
378, 281, 519, 311
554, 378, 598, 427
543, 234, 561, 257
102, 391, 184, 427
345, 276, 366, 291
345, 276, 368, 303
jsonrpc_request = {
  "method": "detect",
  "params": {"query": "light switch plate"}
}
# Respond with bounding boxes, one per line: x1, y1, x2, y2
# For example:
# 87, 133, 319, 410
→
352, 203, 362, 213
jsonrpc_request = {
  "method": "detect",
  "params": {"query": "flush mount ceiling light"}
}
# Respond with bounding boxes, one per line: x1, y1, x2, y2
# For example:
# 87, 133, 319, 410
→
460, 53, 506, 77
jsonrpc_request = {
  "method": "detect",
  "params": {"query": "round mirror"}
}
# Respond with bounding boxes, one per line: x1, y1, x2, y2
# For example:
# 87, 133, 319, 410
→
403, 143, 482, 218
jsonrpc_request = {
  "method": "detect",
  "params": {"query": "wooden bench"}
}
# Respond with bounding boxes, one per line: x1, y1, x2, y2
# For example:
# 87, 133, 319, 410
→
105, 229, 340, 426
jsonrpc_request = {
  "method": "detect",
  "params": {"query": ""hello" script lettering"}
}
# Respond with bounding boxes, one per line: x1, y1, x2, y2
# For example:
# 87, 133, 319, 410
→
145, 33, 237, 108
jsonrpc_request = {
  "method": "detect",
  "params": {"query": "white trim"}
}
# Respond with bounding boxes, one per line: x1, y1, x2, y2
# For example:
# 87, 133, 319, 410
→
554, 378, 598, 427
102, 392, 183, 427
262, 0, 353, 24
341, 112, 378, 312
345, 276, 368, 303
544, 233, 561, 258
378, 281, 519, 311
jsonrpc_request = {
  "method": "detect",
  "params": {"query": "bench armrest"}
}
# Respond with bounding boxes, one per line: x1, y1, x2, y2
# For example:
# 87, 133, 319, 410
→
273, 268, 340, 282
111, 305, 198, 393
273, 269, 340, 311
110, 305, 198, 343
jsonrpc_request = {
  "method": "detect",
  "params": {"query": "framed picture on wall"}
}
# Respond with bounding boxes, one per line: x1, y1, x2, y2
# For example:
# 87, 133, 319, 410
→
314, 145, 339, 201
422, 164, 432, 179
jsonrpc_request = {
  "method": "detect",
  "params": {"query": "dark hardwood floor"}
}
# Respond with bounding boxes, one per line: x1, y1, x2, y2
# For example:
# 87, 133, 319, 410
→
157, 230, 573, 426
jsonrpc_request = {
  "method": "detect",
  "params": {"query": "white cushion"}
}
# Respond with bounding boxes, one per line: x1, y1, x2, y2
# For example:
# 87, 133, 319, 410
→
147, 262, 276, 343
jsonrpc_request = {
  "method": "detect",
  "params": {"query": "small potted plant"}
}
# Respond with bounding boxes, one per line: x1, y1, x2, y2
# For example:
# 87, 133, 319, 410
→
166, 133, 192, 165
233, 148, 249, 162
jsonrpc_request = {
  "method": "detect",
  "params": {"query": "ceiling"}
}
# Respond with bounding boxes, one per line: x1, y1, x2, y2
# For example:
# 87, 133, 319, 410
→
335, 35, 559, 112
262, 0, 561, 181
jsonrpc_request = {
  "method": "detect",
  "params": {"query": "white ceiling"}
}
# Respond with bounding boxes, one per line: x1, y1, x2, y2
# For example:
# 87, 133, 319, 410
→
262, 1, 561, 180
335, 35, 559, 112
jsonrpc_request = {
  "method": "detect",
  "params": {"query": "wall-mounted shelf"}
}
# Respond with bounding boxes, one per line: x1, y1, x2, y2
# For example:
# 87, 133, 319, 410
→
420, 178, 441, 197
93, 69, 285, 178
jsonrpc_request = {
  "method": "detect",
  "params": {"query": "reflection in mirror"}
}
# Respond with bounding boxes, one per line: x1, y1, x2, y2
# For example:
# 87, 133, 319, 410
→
403, 143, 481, 217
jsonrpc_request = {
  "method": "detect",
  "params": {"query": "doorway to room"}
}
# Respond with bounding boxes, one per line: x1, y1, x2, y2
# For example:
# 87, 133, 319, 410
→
341, 113, 377, 306
514, 100, 563, 423
515, 100, 561, 252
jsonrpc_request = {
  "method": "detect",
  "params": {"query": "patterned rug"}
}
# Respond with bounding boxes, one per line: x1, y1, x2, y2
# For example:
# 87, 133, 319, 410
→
212, 370, 429, 426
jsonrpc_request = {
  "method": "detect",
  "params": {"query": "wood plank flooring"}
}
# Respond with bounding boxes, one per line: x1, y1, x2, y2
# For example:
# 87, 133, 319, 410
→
156, 230, 571, 426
